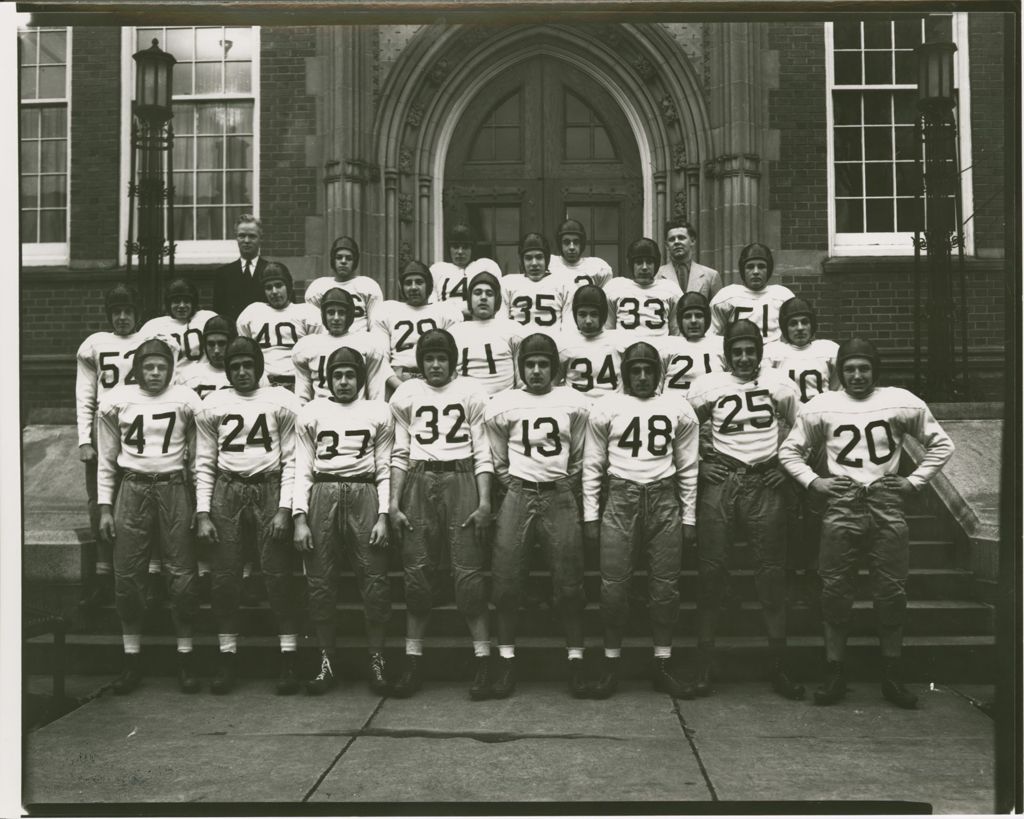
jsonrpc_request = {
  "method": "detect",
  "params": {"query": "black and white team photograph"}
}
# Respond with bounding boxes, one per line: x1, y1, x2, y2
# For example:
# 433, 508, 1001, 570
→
8, 2, 1020, 815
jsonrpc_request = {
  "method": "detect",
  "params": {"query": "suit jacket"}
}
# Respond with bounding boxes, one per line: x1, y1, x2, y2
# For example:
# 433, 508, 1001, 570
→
212, 257, 269, 323
655, 260, 723, 301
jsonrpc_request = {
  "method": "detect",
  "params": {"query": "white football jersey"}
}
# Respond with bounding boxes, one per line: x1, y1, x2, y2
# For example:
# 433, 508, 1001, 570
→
181, 363, 272, 399
780, 387, 954, 489
389, 378, 493, 474
603, 277, 681, 338
557, 329, 630, 398
138, 310, 218, 381
194, 386, 299, 513
96, 383, 202, 505
501, 273, 571, 332
429, 258, 502, 304
660, 335, 727, 396
236, 301, 322, 378
449, 318, 524, 395
291, 330, 395, 404
484, 386, 590, 483
582, 392, 700, 523
292, 397, 393, 514
371, 300, 464, 369
303, 274, 384, 333
75, 330, 144, 446
709, 283, 795, 342
763, 338, 840, 403
549, 255, 613, 290
687, 367, 800, 466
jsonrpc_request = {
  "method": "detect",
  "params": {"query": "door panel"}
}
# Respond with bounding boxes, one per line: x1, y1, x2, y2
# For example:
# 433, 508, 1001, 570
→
444, 56, 642, 275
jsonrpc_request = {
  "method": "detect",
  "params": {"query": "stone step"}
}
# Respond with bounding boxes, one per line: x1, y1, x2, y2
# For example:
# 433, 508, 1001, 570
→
24, 633, 996, 684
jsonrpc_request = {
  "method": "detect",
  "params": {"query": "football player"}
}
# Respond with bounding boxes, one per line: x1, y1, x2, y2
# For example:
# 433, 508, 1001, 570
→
181, 315, 237, 399
303, 236, 383, 333
547, 218, 613, 290
779, 338, 954, 709
483, 334, 591, 699
686, 319, 804, 700
293, 347, 394, 695
138, 277, 217, 382
448, 270, 524, 396
709, 242, 794, 342
429, 223, 503, 304
660, 291, 725, 398
558, 285, 627, 399
96, 338, 203, 694
373, 260, 464, 381
76, 284, 144, 611
194, 337, 302, 695
236, 262, 321, 390
501, 233, 571, 333
583, 342, 701, 699
292, 287, 398, 403
388, 330, 495, 699
603, 237, 682, 338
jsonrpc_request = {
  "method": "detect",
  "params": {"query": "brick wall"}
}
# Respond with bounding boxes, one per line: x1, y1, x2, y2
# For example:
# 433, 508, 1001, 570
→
259, 27, 319, 258
69, 27, 122, 264
768, 22, 828, 250
968, 13, 1008, 252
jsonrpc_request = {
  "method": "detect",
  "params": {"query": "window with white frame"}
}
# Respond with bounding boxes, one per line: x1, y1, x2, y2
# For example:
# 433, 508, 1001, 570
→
122, 26, 259, 263
826, 14, 973, 256
19, 26, 70, 265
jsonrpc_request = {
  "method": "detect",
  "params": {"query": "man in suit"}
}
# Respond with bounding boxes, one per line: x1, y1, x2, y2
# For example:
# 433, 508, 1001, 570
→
213, 214, 269, 323
655, 219, 722, 301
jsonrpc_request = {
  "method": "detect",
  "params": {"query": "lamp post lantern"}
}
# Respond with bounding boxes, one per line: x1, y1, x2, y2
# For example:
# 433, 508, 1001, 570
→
126, 38, 177, 319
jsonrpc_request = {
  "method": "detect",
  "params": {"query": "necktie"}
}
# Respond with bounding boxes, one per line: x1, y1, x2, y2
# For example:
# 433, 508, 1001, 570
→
244, 261, 252, 277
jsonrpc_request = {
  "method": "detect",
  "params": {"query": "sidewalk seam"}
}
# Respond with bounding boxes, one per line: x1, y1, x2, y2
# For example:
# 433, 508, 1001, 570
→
302, 695, 388, 802
672, 698, 718, 801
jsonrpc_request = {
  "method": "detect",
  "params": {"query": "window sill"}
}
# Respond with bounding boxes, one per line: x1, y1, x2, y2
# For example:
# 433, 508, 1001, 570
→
823, 255, 1003, 275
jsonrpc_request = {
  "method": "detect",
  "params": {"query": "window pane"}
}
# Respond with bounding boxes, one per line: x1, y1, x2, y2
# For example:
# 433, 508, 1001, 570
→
594, 206, 618, 238
195, 27, 225, 61
862, 91, 892, 124
494, 207, 520, 241
893, 90, 916, 124
224, 28, 252, 61
40, 106, 66, 137
833, 91, 861, 125
894, 126, 916, 160
21, 211, 37, 243
137, 28, 161, 50
225, 62, 251, 93
894, 18, 922, 48
225, 135, 251, 168
834, 21, 861, 49
834, 128, 862, 161
196, 136, 223, 169
21, 108, 39, 138
173, 135, 194, 167
166, 28, 194, 61
21, 176, 38, 208
196, 171, 221, 203
195, 62, 222, 94
21, 67, 37, 100
40, 139, 66, 172
894, 51, 915, 84
172, 63, 195, 96
40, 175, 66, 207
225, 170, 251, 203
492, 129, 519, 161
865, 163, 894, 195
834, 163, 863, 196
19, 30, 38, 65
895, 163, 921, 196
38, 66, 65, 99
593, 128, 614, 160
594, 244, 617, 271
173, 172, 194, 204
865, 198, 894, 231
21, 140, 40, 174
197, 105, 224, 134
173, 206, 194, 240
172, 104, 195, 134
863, 20, 891, 48
565, 127, 588, 159
836, 199, 863, 232
38, 30, 66, 64
494, 94, 520, 125
834, 52, 861, 85
925, 15, 953, 43
225, 104, 253, 134
897, 198, 922, 231
864, 128, 892, 160
469, 133, 492, 162
195, 206, 222, 240
564, 92, 588, 123
39, 209, 66, 242
864, 52, 892, 84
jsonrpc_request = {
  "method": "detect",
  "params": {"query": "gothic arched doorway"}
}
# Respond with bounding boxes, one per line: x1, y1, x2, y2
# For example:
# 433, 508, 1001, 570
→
443, 55, 643, 275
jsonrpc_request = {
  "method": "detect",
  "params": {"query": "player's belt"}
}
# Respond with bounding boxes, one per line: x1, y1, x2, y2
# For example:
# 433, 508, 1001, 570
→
516, 479, 558, 492
313, 472, 375, 484
417, 460, 469, 473
219, 470, 279, 485
711, 453, 779, 475
267, 374, 296, 386
122, 470, 182, 483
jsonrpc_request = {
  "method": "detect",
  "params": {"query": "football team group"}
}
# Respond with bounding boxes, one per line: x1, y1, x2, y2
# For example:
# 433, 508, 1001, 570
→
75, 214, 954, 709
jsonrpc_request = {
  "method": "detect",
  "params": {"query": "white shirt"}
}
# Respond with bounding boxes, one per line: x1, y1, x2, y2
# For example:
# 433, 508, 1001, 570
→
603, 277, 682, 338
709, 283, 795, 342
303, 274, 384, 333
75, 330, 144, 446
236, 301, 322, 378
291, 329, 395, 403
371, 300, 464, 369
501, 273, 571, 332
763, 338, 840, 403
557, 329, 631, 398
659, 335, 727, 396
138, 311, 218, 381
448, 317, 524, 395
429, 258, 502, 303
549, 255, 614, 290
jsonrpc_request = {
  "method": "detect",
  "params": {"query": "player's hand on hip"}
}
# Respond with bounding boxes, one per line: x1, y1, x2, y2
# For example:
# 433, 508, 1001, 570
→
810, 476, 854, 498
762, 468, 787, 488
369, 516, 389, 549
293, 518, 313, 552
700, 460, 729, 484
98, 509, 116, 543
389, 507, 413, 547
682, 523, 697, 548
877, 475, 914, 496
195, 513, 219, 545
79, 443, 96, 462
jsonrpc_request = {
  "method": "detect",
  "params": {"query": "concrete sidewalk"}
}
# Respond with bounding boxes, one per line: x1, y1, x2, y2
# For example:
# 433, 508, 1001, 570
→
24, 677, 994, 812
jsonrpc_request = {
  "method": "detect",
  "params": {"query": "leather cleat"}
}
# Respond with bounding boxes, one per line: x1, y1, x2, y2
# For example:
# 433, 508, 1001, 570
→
112, 653, 142, 695
590, 657, 619, 700
813, 661, 847, 705
652, 657, 696, 699
693, 655, 713, 697
210, 652, 236, 694
881, 662, 918, 709
770, 661, 806, 701
306, 650, 337, 695
469, 656, 492, 701
177, 651, 201, 694
368, 652, 391, 696
568, 658, 591, 699
79, 573, 115, 613
391, 655, 422, 698
490, 657, 516, 699
276, 652, 300, 696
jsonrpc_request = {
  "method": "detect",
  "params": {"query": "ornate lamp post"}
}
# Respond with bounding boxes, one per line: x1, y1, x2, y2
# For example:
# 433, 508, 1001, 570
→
126, 39, 176, 318
914, 39, 964, 401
